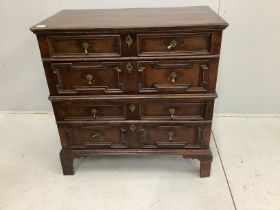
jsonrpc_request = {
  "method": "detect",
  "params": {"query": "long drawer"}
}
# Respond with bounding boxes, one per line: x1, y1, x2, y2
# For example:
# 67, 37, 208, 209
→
46, 58, 218, 95
57, 122, 211, 149
39, 31, 221, 59
52, 98, 215, 121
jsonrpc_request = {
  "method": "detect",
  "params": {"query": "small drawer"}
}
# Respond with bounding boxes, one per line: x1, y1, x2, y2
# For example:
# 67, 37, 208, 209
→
57, 101, 126, 121
140, 101, 206, 120
59, 124, 128, 149
51, 62, 124, 95
140, 124, 208, 149
48, 35, 121, 58
138, 59, 211, 93
137, 33, 212, 56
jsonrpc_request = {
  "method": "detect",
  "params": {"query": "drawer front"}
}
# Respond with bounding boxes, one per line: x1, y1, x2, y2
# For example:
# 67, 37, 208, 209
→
139, 124, 210, 149
47, 59, 217, 95
56, 101, 126, 121
51, 62, 124, 94
140, 101, 206, 120
52, 98, 214, 121
138, 59, 211, 93
137, 33, 212, 56
48, 35, 121, 58
59, 124, 128, 149
58, 122, 211, 149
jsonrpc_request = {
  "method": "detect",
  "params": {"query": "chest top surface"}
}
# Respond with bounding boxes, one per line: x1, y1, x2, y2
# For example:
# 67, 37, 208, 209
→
30, 6, 228, 33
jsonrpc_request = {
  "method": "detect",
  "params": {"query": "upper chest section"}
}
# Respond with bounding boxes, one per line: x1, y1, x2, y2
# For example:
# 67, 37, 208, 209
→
31, 7, 228, 60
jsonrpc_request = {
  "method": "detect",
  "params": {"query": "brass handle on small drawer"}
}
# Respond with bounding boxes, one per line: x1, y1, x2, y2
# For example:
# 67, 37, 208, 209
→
169, 108, 175, 119
82, 42, 90, 54
91, 108, 98, 119
129, 104, 136, 112
92, 130, 100, 139
130, 124, 136, 132
86, 73, 94, 85
168, 131, 174, 141
125, 34, 133, 47
169, 72, 177, 84
167, 40, 177, 51
126, 62, 133, 74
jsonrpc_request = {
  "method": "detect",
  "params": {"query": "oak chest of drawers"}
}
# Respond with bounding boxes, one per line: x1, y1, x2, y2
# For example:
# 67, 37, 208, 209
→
31, 6, 228, 177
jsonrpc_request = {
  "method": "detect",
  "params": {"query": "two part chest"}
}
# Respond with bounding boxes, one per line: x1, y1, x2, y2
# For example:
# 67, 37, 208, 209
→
31, 7, 228, 176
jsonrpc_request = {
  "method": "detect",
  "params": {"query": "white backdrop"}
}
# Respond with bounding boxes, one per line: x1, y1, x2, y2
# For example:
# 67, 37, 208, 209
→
0, 0, 279, 114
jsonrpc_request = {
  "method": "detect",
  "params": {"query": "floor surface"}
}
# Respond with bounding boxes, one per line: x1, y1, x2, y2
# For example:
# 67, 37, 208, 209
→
0, 114, 279, 210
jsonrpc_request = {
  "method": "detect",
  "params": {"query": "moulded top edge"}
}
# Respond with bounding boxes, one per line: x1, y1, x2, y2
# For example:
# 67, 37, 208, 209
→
30, 6, 229, 33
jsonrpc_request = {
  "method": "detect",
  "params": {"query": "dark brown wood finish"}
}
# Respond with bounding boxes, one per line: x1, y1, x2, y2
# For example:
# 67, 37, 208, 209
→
31, 6, 228, 177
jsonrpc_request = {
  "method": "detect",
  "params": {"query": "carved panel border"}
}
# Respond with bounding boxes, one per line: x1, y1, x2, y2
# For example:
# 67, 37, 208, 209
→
138, 59, 210, 93
64, 125, 127, 149
140, 125, 204, 149
52, 62, 124, 94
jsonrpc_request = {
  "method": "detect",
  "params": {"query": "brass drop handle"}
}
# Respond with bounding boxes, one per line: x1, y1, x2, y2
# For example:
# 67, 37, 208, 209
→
126, 62, 133, 74
91, 108, 98, 119
169, 72, 177, 84
129, 104, 136, 112
125, 34, 133, 47
168, 131, 174, 141
167, 40, 177, 51
82, 42, 90, 54
169, 108, 176, 119
86, 73, 93, 85
130, 124, 136, 132
92, 130, 100, 139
